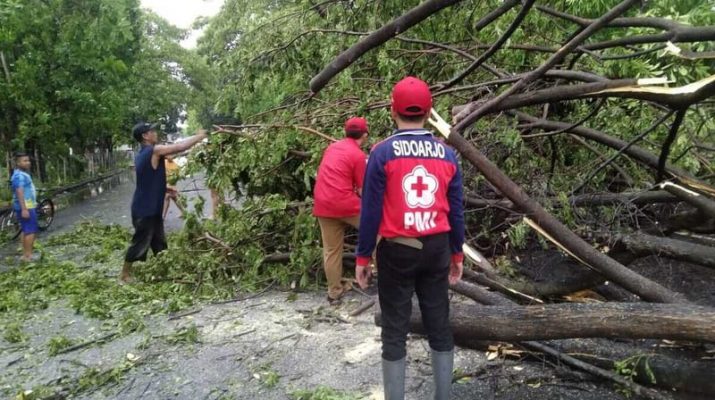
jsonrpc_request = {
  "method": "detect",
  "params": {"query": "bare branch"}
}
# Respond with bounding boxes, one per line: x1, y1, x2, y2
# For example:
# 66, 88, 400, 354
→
473, 0, 520, 31
309, 0, 464, 94
508, 110, 695, 180
452, 0, 639, 133
441, 0, 536, 90
657, 108, 687, 182
570, 110, 675, 194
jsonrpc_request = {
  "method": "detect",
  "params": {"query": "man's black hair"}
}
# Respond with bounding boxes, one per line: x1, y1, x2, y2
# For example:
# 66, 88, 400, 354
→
396, 112, 428, 123
346, 131, 365, 140
13, 152, 29, 160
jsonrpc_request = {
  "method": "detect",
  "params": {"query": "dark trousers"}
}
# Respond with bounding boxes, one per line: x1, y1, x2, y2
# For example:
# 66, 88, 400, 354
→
124, 215, 167, 262
377, 232, 454, 361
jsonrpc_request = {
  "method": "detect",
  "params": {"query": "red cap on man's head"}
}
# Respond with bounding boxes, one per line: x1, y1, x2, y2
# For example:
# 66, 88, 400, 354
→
391, 76, 432, 116
345, 117, 368, 134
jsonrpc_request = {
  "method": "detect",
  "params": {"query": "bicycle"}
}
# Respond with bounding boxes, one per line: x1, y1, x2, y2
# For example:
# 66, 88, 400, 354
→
0, 194, 55, 242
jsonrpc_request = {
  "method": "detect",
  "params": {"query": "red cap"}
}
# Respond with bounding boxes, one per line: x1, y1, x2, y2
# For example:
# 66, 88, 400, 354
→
391, 76, 432, 116
345, 117, 368, 134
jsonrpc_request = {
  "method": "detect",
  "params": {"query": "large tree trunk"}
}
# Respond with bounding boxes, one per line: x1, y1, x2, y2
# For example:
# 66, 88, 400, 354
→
612, 232, 715, 269
375, 302, 715, 342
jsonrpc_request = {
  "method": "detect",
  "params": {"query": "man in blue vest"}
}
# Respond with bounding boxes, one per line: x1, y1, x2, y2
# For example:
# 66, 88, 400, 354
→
355, 77, 464, 400
120, 122, 208, 284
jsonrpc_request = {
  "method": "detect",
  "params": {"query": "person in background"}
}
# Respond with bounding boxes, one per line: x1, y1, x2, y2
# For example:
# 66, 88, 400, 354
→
355, 77, 465, 400
11, 152, 39, 262
313, 117, 369, 305
120, 122, 209, 284
163, 155, 184, 219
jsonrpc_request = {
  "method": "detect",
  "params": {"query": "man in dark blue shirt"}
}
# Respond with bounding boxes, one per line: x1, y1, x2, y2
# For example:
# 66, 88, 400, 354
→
120, 122, 208, 284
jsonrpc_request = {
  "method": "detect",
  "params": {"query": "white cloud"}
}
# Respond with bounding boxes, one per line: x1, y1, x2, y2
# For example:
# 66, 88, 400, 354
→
141, 0, 224, 48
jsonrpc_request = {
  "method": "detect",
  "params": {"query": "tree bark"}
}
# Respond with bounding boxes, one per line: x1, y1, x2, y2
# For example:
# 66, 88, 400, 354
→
612, 232, 715, 269
375, 302, 715, 342
450, 280, 513, 305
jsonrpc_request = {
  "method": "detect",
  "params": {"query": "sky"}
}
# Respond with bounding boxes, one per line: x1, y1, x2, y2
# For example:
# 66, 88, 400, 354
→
140, 0, 225, 48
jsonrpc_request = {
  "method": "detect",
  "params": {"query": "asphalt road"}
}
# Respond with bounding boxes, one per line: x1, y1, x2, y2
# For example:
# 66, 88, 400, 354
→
0, 171, 213, 261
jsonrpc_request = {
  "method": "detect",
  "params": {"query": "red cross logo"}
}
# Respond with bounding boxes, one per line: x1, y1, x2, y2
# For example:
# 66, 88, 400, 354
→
411, 176, 429, 197
402, 165, 438, 208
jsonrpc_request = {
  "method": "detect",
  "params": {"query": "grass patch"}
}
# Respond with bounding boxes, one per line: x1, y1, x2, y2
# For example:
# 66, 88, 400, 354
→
165, 324, 201, 345
47, 335, 74, 356
3, 321, 28, 344
290, 386, 364, 400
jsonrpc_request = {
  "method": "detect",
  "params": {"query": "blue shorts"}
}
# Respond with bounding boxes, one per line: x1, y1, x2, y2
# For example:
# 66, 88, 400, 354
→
16, 208, 39, 235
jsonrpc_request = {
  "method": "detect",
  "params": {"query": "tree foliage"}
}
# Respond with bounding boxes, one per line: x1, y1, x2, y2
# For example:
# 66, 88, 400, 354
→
0, 0, 208, 178
186, 0, 713, 261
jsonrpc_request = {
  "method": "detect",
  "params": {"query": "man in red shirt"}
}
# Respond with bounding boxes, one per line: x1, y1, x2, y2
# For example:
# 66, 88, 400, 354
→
313, 117, 369, 304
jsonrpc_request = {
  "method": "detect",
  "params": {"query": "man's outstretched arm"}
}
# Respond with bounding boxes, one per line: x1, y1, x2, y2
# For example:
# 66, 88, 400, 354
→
154, 129, 208, 157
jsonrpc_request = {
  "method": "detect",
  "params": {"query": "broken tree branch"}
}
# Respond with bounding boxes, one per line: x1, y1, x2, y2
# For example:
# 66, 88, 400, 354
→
473, 0, 520, 31
441, 0, 536, 90
656, 108, 687, 182
521, 341, 673, 400
215, 124, 337, 142
454, 75, 715, 119
536, 4, 715, 51
451, 0, 638, 132
309, 0, 464, 94
660, 181, 715, 220
570, 110, 675, 194
508, 111, 695, 180
450, 279, 513, 306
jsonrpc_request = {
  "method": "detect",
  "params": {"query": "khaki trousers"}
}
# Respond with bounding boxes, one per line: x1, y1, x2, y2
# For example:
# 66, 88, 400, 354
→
317, 215, 359, 299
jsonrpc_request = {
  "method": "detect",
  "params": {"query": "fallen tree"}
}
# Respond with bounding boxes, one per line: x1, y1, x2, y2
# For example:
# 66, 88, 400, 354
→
375, 302, 715, 343
609, 231, 715, 269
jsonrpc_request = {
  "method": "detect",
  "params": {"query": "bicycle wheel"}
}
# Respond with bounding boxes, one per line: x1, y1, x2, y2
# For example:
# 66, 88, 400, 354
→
0, 210, 21, 241
37, 199, 55, 231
